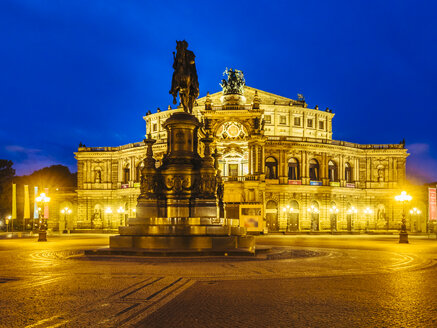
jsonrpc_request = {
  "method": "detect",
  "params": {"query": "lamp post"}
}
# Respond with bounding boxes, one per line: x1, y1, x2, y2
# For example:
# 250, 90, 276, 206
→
282, 205, 294, 232
307, 205, 319, 231
409, 207, 421, 233
363, 207, 373, 232
60, 207, 72, 233
329, 205, 339, 232
395, 191, 412, 243
346, 206, 357, 231
6, 215, 11, 232
117, 206, 125, 226
105, 207, 112, 229
35, 192, 50, 242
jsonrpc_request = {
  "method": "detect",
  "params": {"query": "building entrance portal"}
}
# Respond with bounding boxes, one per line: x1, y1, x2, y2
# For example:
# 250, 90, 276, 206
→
266, 200, 279, 232
347, 214, 352, 231
287, 213, 299, 232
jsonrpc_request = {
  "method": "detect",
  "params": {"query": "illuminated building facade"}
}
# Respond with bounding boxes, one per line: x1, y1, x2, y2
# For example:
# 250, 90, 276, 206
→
73, 76, 426, 233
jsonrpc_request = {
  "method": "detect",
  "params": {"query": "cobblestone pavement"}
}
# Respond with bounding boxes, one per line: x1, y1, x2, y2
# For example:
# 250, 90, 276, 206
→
0, 234, 436, 327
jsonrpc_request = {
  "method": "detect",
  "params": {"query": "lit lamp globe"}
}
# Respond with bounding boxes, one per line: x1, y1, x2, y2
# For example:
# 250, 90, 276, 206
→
35, 192, 50, 242
395, 191, 412, 243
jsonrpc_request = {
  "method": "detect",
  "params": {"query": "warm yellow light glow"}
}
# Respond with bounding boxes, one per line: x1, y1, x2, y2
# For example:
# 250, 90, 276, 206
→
307, 205, 319, 214
117, 207, 125, 214
364, 207, 373, 214
105, 207, 112, 214
61, 207, 72, 215
395, 191, 412, 202
329, 206, 339, 213
36, 192, 50, 203
410, 207, 421, 215
133, 209, 136, 213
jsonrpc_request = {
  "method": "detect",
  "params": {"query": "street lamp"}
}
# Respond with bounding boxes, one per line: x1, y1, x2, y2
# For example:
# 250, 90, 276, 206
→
5, 215, 11, 232
307, 205, 319, 231
105, 207, 112, 229
363, 207, 373, 232
117, 206, 125, 226
282, 205, 294, 213
7, 215, 12, 232
409, 207, 421, 233
329, 205, 339, 232
282, 205, 295, 232
395, 191, 412, 243
347, 206, 357, 232
60, 207, 72, 233
35, 192, 50, 242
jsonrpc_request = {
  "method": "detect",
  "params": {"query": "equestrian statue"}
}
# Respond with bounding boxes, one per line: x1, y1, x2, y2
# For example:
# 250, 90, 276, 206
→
169, 40, 199, 114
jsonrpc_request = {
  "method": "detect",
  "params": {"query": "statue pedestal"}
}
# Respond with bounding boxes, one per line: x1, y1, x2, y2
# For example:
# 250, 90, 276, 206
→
399, 232, 409, 244
107, 111, 254, 255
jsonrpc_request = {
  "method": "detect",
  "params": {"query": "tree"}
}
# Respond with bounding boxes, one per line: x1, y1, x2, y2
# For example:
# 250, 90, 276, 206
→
17, 165, 76, 189
0, 160, 15, 218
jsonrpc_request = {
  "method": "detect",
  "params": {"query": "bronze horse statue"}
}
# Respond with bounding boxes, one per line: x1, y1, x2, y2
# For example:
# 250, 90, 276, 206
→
169, 40, 199, 114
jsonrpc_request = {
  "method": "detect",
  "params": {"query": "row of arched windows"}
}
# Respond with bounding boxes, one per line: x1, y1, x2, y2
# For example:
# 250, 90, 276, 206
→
265, 157, 353, 183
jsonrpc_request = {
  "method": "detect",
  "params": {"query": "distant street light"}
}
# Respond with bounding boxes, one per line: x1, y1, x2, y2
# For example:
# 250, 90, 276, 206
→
35, 193, 50, 242
307, 205, 319, 231
117, 206, 125, 226
5, 215, 11, 232
329, 205, 339, 232
363, 207, 373, 232
395, 191, 412, 243
346, 206, 358, 231
282, 205, 294, 213
105, 207, 113, 229
60, 207, 72, 233
409, 207, 421, 233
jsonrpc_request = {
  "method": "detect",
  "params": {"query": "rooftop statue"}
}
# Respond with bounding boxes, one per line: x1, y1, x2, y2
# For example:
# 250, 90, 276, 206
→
169, 40, 199, 114
220, 68, 245, 95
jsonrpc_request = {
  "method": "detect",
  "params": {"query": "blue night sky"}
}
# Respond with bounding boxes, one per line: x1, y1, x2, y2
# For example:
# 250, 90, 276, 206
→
1, 0, 436, 183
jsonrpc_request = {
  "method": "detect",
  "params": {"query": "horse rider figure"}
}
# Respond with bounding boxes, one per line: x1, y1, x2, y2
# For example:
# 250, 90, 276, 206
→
169, 40, 199, 114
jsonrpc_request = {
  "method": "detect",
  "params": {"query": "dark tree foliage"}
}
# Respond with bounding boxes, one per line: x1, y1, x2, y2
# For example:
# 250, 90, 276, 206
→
0, 160, 15, 218
16, 165, 76, 189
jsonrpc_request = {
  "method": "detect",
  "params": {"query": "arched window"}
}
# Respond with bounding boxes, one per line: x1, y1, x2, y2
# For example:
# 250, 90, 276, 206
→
328, 160, 338, 182
265, 157, 278, 179
288, 158, 300, 180
345, 162, 352, 183
309, 159, 319, 181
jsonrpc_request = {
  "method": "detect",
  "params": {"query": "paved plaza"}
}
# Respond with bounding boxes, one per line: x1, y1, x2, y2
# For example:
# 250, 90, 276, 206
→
0, 234, 436, 327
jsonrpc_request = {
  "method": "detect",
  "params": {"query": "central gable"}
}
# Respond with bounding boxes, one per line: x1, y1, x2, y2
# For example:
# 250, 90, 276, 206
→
195, 86, 303, 107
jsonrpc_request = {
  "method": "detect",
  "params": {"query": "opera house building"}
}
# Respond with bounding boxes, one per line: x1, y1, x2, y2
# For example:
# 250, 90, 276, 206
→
71, 73, 420, 234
